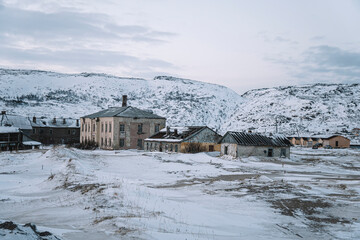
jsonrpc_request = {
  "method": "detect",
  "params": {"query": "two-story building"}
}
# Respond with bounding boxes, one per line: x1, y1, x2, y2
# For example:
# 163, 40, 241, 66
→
80, 95, 166, 150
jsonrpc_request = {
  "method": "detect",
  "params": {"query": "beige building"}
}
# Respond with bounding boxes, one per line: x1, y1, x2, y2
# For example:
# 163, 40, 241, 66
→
288, 135, 350, 148
80, 96, 166, 150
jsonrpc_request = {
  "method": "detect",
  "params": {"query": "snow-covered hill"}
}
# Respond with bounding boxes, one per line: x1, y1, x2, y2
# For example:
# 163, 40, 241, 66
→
226, 83, 360, 135
0, 68, 359, 135
0, 69, 242, 132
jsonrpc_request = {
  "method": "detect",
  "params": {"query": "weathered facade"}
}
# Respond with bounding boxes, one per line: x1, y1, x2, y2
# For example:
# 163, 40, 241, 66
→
30, 117, 80, 145
220, 132, 291, 158
315, 135, 350, 148
80, 96, 166, 150
144, 126, 222, 153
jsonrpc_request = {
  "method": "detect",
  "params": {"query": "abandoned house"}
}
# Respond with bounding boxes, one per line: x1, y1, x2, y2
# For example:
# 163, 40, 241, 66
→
0, 126, 41, 151
0, 111, 33, 136
80, 95, 166, 150
287, 136, 322, 147
30, 117, 80, 145
144, 126, 222, 153
219, 131, 291, 158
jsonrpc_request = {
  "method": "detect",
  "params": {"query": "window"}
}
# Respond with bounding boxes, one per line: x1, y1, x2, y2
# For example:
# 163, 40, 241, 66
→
105, 123, 108, 132
120, 124, 125, 132
336, 141, 339, 147
101, 123, 104, 132
93, 124, 95, 131
109, 123, 112, 133
40, 129, 44, 134
120, 138, 125, 147
138, 124, 143, 133
109, 138, 111, 147
209, 145, 214, 152
85, 124, 87, 132
82, 136, 84, 143
105, 138, 107, 146
137, 139, 143, 148
50, 129, 53, 135
72, 129, 76, 135
155, 124, 160, 133
101, 138, 103, 146
280, 148, 286, 157
82, 124, 84, 132
33, 128, 36, 134
224, 146, 228, 155
146, 142, 149, 150
268, 148, 273, 157
68, 130, 71, 135
175, 145, 178, 152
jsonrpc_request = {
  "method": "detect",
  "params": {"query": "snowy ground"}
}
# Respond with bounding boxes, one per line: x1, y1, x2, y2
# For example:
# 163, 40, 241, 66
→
0, 146, 359, 239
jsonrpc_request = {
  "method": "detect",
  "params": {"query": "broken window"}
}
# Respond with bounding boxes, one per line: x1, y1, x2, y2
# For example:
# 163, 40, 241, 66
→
280, 148, 286, 157
224, 146, 228, 155
120, 138, 125, 147
268, 148, 273, 157
138, 124, 143, 133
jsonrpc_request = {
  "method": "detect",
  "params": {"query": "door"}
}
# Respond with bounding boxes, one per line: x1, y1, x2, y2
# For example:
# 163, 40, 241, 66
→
209, 145, 214, 152
267, 148, 273, 157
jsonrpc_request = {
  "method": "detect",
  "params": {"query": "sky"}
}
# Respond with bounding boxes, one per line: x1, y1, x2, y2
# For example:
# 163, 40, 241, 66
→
0, 0, 359, 94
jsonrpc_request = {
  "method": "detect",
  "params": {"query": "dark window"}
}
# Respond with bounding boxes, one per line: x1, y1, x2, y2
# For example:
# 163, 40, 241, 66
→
82, 124, 84, 132
109, 138, 111, 147
105, 123, 108, 132
101, 138, 103, 146
137, 139, 143, 148
268, 148, 273, 157
50, 129, 53, 135
33, 128, 36, 134
105, 138, 107, 146
120, 139, 125, 147
85, 124, 87, 132
68, 130, 71, 135
224, 146, 228, 155
72, 129, 76, 135
209, 145, 214, 152
336, 141, 339, 147
120, 124, 125, 132
175, 145, 178, 152
138, 124, 143, 133
170, 144, 173, 151
93, 124, 95, 131
40, 129, 44, 134
146, 142, 149, 150
82, 136, 84, 143
109, 123, 112, 133
155, 124, 160, 133
281, 148, 286, 157
101, 123, 104, 132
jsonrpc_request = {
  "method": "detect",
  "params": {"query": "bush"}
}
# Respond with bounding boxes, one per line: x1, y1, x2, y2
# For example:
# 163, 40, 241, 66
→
184, 142, 206, 153
75, 140, 98, 150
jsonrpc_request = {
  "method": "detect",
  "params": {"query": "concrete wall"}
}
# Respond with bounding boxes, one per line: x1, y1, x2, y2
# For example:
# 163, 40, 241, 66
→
144, 141, 181, 153
326, 136, 350, 148
220, 143, 238, 157
220, 144, 290, 158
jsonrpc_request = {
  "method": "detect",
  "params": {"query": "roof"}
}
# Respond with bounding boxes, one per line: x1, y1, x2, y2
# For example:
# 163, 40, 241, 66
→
31, 117, 79, 128
0, 126, 20, 133
23, 141, 42, 146
145, 126, 207, 142
82, 106, 165, 119
0, 114, 32, 130
221, 131, 291, 147
311, 135, 349, 140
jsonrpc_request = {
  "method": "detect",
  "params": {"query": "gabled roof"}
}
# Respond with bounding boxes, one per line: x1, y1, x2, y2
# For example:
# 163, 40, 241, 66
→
82, 106, 165, 119
0, 114, 32, 130
145, 126, 207, 142
0, 126, 20, 133
31, 117, 79, 128
221, 131, 291, 147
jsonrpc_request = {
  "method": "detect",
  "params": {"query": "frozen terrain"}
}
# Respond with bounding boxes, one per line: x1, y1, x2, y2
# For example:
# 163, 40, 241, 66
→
1, 147, 359, 239
1, 68, 359, 135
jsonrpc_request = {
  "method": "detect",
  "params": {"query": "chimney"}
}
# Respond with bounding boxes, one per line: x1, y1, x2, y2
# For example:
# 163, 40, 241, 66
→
1, 111, 6, 115
122, 95, 128, 107
53, 118, 56, 124
63, 118, 66, 124
76, 119, 79, 126
174, 128, 178, 136
32, 116, 36, 123
166, 126, 170, 135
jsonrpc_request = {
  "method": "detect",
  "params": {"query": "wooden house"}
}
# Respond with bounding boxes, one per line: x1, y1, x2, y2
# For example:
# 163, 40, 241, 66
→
144, 126, 222, 153
80, 95, 166, 150
220, 132, 291, 158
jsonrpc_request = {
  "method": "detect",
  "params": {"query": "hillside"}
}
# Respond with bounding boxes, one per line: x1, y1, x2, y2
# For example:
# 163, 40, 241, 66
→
0, 68, 359, 135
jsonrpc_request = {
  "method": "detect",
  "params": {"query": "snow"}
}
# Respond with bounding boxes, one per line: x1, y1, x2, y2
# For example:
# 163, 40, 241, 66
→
0, 126, 20, 133
22, 141, 41, 146
0, 146, 359, 239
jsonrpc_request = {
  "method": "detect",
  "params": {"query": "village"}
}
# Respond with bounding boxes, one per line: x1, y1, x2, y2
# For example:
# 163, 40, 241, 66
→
0, 95, 357, 156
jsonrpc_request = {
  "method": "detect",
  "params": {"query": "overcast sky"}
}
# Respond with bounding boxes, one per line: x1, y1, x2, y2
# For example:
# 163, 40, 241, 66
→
1, 0, 359, 93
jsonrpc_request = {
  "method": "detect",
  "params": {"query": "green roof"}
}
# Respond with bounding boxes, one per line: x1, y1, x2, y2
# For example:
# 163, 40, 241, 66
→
82, 106, 166, 119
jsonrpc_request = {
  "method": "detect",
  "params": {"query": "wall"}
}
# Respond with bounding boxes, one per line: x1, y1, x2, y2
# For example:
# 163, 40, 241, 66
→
32, 127, 79, 144
237, 145, 290, 158
144, 140, 181, 153
328, 136, 350, 148
220, 143, 238, 157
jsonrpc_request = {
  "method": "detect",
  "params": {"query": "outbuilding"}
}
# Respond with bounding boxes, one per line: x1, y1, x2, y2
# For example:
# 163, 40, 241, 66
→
220, 131, 291, 158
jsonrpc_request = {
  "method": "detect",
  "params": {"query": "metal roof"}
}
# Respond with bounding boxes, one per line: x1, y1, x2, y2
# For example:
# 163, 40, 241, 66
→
221, 131, 291, 147
31, 117, 79, 128
146, 126, 206, 142
0, 114, 32, 130
82, 106, 165, 119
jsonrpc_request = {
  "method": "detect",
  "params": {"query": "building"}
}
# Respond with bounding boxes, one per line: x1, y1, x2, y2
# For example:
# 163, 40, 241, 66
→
311, 135, 350, 148
30, 117, 80, 144
288, 135, 350, 148
0, 126, 41, 151
144, 126, 222, 153
0, 111, 33, 136
219, 131, 291, 158
80, 95, 166, 150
